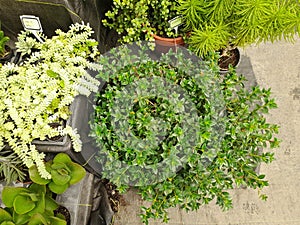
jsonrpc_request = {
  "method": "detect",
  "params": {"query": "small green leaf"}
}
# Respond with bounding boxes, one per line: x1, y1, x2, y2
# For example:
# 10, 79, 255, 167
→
29, 165, 51, 185
51, 170, 71, 186
48, 182, 69, 194
0, 208, 12, 223
53, 153, 72, 164
2, 187, 28, 208
13, 196, 36, 214
68, 162, 86, 185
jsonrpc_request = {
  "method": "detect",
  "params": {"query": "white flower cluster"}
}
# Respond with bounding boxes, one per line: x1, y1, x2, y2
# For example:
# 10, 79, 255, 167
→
0, 23, 100, 179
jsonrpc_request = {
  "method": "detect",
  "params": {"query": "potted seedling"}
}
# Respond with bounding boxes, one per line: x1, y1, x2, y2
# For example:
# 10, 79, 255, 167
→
89, 43, 280, 224
102, 0, 185, 52
178, 0, 300, 71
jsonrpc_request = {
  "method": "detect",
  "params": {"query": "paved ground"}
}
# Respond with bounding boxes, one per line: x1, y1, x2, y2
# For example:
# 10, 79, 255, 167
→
112, 38, 300, 225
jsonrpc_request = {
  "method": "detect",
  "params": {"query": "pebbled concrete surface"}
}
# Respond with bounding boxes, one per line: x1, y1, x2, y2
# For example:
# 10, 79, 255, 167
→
112, 38, 300, 225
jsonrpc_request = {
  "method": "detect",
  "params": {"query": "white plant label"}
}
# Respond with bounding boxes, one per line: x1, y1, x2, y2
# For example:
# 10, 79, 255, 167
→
168, 16, 183, 30
20, 15, 43, 32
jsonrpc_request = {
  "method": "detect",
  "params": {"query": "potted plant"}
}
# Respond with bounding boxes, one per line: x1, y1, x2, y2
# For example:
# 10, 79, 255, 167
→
102, 0, 185, 52
89, 44, 280, 224
178, 0, 300, 71
0, 22, 117, 225
0, 22, 100, 180
0, 22, 13, 65
0, 153, 86, 225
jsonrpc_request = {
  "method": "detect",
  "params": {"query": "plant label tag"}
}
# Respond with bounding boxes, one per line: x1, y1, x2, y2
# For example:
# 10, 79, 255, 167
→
20, 15, 43, 32
168, 16, 183, 30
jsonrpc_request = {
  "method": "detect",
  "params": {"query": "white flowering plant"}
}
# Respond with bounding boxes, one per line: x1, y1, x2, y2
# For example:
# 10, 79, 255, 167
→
0, 23, 100, 179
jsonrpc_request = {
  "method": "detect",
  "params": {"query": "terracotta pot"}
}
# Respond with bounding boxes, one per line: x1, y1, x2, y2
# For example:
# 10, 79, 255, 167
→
152, 34, 185, 54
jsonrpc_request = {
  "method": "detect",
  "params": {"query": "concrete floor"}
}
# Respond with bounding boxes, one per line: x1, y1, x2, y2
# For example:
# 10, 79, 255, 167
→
112, 38, 300, 225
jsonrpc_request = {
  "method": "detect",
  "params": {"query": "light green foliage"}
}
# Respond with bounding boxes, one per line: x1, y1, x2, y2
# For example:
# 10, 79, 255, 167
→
92, 47, 280, 224
178, 0, 300, 56
0, 23, 100, 179
29, 153, 86, 194
102, 0, 180, 43
1, 183, 66, 225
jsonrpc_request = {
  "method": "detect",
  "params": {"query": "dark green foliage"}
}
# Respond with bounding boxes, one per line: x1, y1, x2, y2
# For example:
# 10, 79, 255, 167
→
91, 46, 280, 224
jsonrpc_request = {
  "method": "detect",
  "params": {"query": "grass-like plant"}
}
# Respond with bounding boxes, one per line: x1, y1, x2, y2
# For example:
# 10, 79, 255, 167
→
91, 45, 280, 224
0, 147, 27, 184
178, 0, 300, 57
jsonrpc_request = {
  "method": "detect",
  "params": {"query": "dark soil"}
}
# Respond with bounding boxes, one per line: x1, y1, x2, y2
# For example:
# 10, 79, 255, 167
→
101, 179, 123, 213
54, 205, 71, 225
218, 48, 240, 71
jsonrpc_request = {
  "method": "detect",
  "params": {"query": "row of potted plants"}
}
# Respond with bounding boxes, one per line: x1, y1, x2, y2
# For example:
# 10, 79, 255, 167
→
103, 0, 299, 70
0, 0, 292, 223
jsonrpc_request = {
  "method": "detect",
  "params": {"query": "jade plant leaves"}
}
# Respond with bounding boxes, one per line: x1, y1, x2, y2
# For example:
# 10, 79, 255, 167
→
29, 153, 86, 194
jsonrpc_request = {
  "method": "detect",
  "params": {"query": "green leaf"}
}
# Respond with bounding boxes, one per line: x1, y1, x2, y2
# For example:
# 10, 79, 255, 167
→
27, 213, 48, 225
0, 208, 12, 223
48, 182, 69, 194
0, 221, 15, 225
53, 153, 72, 164
48, 216, 67, 225
2, 187, 28, 208
46, 70, 59, 79
12, 211, 30, 224
51, 170, 71, 186
13, 196, 36, 215
29, 165, 51, 185
68, 162, 86, 185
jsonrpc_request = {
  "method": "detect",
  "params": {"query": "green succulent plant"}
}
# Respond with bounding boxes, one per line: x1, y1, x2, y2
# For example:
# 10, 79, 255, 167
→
1, 183, 66, 225
29, 153, 86, 194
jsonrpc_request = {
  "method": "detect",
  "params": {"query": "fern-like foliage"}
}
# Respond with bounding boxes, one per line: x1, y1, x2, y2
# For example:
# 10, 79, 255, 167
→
178, 0, 300, 57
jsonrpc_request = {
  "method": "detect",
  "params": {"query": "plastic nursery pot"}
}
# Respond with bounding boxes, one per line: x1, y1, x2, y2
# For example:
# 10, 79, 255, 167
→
55, 172, 114, 225
218, 47, 241, 74
0, 45, 14, 64
152, 34, 185, 54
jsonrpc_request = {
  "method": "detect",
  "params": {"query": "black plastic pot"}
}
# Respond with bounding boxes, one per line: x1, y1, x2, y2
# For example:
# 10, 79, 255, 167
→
0, 45, 14, 64
218, 47, 241, 74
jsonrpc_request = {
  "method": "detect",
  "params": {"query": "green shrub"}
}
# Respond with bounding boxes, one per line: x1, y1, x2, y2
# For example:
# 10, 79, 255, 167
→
178, 0, 300, 57
102, 0, 181, 43
91, 45, 280, 224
